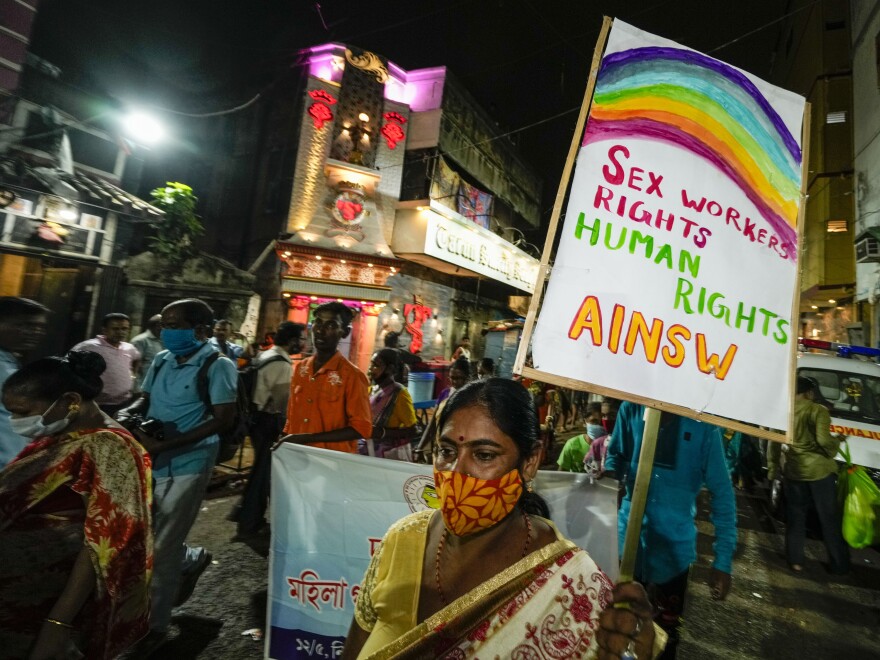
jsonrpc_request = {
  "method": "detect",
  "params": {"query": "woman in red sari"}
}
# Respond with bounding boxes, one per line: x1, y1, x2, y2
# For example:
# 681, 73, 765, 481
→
342, 378, 663, 660
0, 351, 152, 659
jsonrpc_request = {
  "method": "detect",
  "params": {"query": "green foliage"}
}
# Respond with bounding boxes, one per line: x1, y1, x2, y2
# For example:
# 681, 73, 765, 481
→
148, 182, 203, 267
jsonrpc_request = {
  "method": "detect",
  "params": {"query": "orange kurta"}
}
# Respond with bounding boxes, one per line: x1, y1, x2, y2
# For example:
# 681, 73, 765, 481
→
283, 351, 372, 453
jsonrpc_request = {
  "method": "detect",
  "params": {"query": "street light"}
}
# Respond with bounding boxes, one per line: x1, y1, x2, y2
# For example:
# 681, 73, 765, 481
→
120, 111, 166, 194
123, 111, 165, 145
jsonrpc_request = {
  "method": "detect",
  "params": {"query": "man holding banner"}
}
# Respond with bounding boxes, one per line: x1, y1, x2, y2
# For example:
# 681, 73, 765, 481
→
277, 301, 372, 452
606, 402, 736, 656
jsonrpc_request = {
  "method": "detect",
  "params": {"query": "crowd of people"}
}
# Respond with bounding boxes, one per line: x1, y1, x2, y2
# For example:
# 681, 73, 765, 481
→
0, 294, 853, 659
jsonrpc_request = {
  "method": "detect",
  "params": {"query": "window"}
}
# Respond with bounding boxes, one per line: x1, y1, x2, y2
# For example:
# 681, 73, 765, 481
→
826, 111, 847, 124
799, 367, 880, 423
827, 219, 848, 233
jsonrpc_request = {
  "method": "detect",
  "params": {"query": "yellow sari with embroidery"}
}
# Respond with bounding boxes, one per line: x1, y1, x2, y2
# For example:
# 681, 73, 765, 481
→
355, 510, 616, 659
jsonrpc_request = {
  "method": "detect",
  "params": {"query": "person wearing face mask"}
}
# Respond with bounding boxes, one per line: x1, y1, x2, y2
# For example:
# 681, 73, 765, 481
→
341, 378, 665, 659
118, 298, 239, 655
601, 397, 619, 435
0, 351, 152, 659
557, 402, 607, 473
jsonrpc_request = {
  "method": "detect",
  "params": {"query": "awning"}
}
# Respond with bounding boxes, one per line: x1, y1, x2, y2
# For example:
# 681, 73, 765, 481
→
0, 158, 163, 221
391, 201, 539, 293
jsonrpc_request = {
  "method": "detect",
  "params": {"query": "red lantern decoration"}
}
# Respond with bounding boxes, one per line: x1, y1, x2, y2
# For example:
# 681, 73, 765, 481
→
383, 111, 407, 124
380, 122, 406, 149
308, 103, 334, 129
308, 89, 337, 105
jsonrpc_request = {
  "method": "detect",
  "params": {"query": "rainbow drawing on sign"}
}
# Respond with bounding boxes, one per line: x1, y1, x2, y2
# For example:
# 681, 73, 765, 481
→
583, 46, 801, 260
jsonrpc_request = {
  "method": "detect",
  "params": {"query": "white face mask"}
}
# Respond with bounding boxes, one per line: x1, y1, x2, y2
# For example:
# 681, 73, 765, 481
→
10, 398, 73, 438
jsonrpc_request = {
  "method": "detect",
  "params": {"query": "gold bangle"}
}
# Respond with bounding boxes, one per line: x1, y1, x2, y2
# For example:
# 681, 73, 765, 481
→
44, 618, 76, 630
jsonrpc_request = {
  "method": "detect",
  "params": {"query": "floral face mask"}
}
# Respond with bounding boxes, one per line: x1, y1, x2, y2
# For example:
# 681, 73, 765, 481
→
432, 467, 523, 536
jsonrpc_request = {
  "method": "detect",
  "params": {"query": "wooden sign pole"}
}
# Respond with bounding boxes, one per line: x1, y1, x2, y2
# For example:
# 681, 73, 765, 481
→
618, 406, 662, 582
787, 101, 811, 444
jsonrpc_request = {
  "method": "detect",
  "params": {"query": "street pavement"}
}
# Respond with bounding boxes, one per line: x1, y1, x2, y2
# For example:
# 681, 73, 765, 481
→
679, 483, 880, 658
164, 474, 880, 658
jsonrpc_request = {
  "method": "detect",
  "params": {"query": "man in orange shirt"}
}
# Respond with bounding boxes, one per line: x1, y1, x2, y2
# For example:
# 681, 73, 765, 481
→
277, 302, 371, 452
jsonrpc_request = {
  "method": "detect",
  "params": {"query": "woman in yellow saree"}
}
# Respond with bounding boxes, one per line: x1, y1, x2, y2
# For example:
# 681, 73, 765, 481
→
342, 378, 662, 660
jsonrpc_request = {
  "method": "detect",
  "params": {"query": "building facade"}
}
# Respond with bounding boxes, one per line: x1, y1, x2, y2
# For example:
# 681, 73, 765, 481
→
237, 44, 542, 376
1, 28, 163, 352
852, 1, 880, 346
770, 0, 856, 343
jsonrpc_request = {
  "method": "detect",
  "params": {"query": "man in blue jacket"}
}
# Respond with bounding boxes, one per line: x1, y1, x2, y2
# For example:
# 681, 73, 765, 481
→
605, 401, 737, 657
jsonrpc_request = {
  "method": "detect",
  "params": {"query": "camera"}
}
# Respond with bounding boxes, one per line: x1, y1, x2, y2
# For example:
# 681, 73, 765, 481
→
120, 414, 165, 442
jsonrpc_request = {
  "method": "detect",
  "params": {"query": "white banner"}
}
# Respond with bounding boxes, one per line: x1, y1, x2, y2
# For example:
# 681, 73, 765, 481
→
265, 444, 619, 659
533, 20, 805, 431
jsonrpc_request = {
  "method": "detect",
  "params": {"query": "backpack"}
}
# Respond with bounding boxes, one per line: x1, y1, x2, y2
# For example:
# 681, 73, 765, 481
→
237, 353, 289, 415
152, 351, 249, 465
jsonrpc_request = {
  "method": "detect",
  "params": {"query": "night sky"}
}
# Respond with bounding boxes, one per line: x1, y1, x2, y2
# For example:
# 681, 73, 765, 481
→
27, 0, 793, 224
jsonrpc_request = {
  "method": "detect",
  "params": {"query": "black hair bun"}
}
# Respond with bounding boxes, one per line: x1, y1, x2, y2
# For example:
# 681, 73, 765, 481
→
66, 350, 107, 379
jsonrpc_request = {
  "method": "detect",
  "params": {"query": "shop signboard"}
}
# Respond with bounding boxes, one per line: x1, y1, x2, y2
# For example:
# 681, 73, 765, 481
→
265, 444, 618, 659
423, 201, 539, 293
520, 20, 807, 437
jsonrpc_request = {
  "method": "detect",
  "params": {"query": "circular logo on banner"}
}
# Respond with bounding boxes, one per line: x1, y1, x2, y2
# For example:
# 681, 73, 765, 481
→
403, 475, 440, 512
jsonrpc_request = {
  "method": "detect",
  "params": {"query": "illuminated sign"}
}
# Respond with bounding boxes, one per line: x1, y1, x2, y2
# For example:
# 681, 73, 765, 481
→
423, 201, 538, 293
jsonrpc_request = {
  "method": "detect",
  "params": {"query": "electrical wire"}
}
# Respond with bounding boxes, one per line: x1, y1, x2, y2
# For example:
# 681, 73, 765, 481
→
334, 0, 471, 45
148, 93, 263, 118
707, 0, 823, 54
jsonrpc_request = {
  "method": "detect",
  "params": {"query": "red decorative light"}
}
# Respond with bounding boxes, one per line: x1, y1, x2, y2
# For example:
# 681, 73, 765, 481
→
308, 89, 337, 105
335, 200, 364, 221
404, 304, 433, 353
308, 102, 334, 129
380, 122, 406, 149
383, 111, 407, 124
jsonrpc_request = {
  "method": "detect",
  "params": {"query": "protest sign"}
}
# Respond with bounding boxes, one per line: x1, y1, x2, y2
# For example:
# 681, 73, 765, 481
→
265, 445, 619, 659
518, 19, 808, 439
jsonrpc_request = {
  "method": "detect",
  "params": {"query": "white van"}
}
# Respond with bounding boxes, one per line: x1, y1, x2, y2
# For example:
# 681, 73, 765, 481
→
797, 346, 880, 471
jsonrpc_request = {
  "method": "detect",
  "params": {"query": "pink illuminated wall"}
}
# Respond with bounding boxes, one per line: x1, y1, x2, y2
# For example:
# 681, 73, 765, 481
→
305, 44, 446, 112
